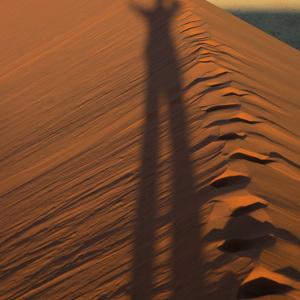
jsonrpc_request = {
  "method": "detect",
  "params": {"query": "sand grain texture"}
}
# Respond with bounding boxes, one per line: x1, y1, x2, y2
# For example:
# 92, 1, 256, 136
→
0, 0, 299, 299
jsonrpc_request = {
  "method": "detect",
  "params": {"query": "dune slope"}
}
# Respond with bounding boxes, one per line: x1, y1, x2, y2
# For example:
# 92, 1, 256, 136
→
0, 0, 299, 299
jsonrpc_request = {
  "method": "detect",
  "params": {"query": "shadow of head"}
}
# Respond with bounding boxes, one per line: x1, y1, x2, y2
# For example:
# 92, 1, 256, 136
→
129, 0, 180, 15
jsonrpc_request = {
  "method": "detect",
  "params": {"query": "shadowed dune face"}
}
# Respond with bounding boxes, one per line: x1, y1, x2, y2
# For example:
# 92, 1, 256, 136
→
0, 0, 300, 299
237, 277, 294, 299
227, 11, 300, 50
206, 0, 300, 50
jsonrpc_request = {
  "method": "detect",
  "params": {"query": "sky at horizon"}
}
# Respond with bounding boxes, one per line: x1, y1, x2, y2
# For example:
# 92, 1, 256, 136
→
206, 0, 300, 11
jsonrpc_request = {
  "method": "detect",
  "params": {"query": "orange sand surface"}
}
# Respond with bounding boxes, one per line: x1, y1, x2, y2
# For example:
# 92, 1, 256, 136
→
0, 0, 299, 299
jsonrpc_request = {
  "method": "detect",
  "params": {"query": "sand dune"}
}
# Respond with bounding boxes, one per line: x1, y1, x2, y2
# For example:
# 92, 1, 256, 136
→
0, 0, 299, 299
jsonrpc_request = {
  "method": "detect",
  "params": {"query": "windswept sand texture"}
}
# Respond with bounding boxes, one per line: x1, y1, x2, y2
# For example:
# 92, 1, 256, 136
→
0, 0, 299, 299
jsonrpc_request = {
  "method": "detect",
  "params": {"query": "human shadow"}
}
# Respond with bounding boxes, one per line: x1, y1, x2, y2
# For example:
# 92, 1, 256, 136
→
130, 1, 202, 299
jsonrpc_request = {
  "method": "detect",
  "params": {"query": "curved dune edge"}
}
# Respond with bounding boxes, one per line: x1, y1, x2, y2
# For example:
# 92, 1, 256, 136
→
180, 2, 299, 298
0, 0, 299, 299
237, 266, 296, 299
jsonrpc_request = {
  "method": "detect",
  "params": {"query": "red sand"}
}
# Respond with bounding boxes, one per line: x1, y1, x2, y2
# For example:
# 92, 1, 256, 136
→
0, 0, 299, 299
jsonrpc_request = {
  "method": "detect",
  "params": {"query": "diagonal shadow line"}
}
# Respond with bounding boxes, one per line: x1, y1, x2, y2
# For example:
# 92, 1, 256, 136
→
130, 1, 202, 299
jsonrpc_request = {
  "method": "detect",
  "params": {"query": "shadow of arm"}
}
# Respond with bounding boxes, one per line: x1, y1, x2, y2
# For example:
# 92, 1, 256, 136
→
128, 0, 149, 16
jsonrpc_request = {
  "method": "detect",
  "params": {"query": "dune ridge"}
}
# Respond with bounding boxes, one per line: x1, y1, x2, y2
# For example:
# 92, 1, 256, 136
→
176, 4, 299, 298
0, 0, 299, 299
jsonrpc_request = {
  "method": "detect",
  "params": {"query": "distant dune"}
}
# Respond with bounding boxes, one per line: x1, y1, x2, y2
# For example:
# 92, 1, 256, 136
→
206, 0, 300, 11
206, 0, 300, 50
0, 0, 299, 299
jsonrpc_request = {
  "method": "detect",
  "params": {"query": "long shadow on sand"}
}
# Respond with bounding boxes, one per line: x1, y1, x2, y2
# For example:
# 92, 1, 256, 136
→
130, 1, 202, 299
